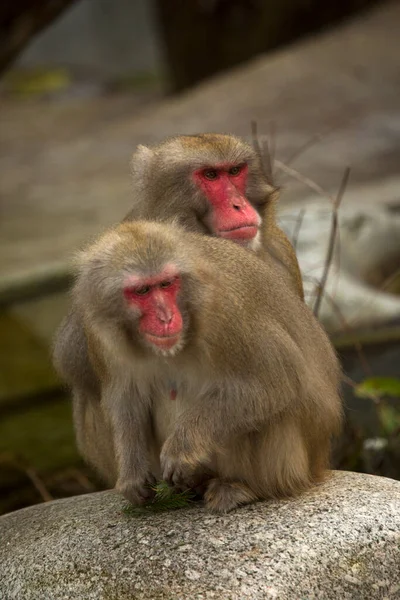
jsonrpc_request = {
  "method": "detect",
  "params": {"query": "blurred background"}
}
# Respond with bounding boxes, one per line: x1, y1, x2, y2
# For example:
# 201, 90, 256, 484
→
1, 0, 399, 515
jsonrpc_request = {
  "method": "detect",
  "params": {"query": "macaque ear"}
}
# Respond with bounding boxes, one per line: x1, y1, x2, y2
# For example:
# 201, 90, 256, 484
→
130, 145, 154, 179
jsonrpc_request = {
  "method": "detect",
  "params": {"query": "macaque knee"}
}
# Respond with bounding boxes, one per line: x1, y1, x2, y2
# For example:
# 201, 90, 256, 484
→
204, 479, 258, 513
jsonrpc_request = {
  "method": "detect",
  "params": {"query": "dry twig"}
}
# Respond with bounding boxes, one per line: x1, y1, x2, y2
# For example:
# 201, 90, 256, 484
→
274, 159, 334, 203
291, 207, 307, 253
0, 452, 53, 502
313, 167, 351, 318
67, 467, 96, 491
251, 120, 275, 185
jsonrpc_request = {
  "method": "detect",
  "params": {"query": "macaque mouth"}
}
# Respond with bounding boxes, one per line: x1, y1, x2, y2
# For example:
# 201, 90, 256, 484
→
143, 332, 181, 350
218, 225, 259, 241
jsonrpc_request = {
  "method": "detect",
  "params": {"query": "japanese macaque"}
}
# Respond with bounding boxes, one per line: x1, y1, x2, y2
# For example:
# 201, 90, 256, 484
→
126, 133, 303, 298
57, 221, 342, 513
54, 133, 303, 423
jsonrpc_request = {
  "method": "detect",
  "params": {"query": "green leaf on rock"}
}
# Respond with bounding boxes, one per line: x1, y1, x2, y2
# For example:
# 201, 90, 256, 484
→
123, 481, 196, 516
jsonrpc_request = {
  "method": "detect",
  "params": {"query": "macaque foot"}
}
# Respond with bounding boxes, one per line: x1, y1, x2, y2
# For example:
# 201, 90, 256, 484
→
116, 474, 157, 506
160, 435, 210, 489
204, 479, 258, 513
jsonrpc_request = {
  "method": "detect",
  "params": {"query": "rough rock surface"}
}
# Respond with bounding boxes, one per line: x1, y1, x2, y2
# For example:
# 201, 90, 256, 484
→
1, 471, 399, 599
280, 203, 400, 331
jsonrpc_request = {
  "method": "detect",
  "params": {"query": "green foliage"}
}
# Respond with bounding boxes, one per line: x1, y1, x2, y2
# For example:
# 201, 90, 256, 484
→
123, 481, 196, 516
354, 377, 400, 400
379, 405, 400, 436
355, 376, 400, 443
3, 69, 71, 97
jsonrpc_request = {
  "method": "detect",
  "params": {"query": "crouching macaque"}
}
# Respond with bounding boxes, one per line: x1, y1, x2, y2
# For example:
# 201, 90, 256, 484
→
58, 221, 342, 513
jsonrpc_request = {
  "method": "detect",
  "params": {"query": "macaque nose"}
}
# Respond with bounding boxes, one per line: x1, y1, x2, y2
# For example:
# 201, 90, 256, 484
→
157, 305, 173, 323
229, 187, 246, 211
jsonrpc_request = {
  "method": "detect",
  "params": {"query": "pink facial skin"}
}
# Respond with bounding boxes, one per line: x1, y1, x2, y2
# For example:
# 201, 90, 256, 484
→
124, 269, 183, 350
193, 163, 260, 241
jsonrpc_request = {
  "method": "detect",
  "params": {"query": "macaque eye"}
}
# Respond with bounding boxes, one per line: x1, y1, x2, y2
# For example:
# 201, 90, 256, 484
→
160, 280, 173, 288
204, 169, 218, 180
229, 165, 242, 176
135, 285, 151, 296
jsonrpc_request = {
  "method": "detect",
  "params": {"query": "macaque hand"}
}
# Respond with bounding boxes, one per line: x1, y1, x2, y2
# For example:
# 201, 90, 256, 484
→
160, 430, 211, 490
116, 472, 157, 506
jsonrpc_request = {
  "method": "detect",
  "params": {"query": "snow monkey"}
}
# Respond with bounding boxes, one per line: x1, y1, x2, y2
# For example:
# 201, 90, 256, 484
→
126, 133, 303, 298
58, 220, 341, 513
54, 133, 304, 452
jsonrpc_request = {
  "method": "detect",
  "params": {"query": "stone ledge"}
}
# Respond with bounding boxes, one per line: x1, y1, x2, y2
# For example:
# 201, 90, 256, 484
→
1, 471, 399, 599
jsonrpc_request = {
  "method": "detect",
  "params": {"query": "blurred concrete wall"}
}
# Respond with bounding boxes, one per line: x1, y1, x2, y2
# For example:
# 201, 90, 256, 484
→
16, 0, 162, 77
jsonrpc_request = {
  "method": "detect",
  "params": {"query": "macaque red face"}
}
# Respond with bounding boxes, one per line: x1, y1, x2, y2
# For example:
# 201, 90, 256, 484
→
193, 163, 261, 243
123, 267, 183, 353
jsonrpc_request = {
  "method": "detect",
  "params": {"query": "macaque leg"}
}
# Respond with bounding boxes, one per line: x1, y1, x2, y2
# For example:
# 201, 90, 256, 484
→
73, 389, 117, 484
203, 418, 312, 513
256, 417, 312, 498
103, 382, 156, 506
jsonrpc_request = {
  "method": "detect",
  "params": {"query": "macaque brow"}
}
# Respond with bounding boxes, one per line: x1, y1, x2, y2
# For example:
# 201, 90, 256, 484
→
198, 162, 245, 172
123, 267, 179, 290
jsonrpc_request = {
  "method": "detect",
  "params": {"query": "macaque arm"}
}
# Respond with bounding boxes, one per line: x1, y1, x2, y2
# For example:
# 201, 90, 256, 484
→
53, 309, 99, 395
170, 384, 285, 453
185, 336, 303, 448
102, 380, 156, 504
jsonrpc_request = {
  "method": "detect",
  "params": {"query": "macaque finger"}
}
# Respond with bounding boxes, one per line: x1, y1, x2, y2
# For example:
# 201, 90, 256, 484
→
117, 473, 157, 506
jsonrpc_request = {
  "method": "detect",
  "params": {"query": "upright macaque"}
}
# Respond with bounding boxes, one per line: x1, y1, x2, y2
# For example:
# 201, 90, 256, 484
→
60, 221, 341, 512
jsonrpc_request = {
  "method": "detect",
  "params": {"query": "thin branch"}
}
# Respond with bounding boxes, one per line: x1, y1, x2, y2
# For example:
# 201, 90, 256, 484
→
316, 283, 371, 375
25, 467, 54, 502
274, 159, 334, 203
284, 124, 342, 167
285, 131, 327, 166
313, 167, 351, 318
266, 121, 276, 181
250, 120, 274, 185
67, 467, 96, 492
250, 120, 261, 153
291, 207, 306, 253
342, 375, 380, 405
380, 268, 400, 294
0, 452, 53, 502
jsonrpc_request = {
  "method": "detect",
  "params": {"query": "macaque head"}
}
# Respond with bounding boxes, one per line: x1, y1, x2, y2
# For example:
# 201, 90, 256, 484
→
123, 266, 183, 353
76, 223, 194, 357
130, 133, 274, 249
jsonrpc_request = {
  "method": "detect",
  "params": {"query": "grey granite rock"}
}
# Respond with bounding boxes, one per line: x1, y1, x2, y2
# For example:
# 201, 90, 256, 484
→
1, 471, 399, 599
280, 203, 400, 332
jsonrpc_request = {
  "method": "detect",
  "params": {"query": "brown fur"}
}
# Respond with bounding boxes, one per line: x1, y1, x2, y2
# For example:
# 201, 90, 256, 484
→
126, 134, 303, 298
53, 134, 303, 456
57, 221, 342, 512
